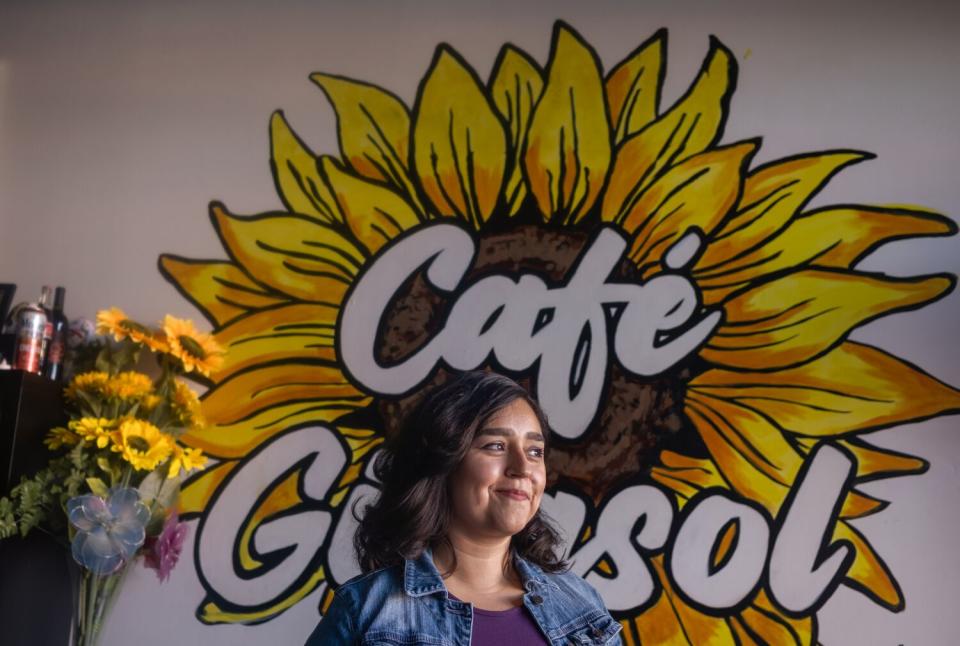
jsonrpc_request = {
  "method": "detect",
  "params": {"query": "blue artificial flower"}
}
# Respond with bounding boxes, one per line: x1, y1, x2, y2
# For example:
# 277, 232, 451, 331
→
67, 487, 150, 575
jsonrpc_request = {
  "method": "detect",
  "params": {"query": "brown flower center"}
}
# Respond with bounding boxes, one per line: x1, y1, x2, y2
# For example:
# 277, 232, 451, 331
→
120, 320, 151, 335
179, 335, 207, 359
127, 435, 151, 453
372, 220, 705, 503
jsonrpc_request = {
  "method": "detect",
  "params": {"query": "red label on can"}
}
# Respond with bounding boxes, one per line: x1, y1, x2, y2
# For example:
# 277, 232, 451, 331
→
15, 337, 44, 373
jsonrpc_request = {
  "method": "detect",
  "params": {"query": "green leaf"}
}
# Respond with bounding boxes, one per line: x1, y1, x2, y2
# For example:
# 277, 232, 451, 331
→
95, 345, 113, 374
85, 477, 109, 497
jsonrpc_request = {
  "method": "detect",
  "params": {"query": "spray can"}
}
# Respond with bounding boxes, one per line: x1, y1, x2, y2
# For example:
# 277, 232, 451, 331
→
13, 303, 48, 374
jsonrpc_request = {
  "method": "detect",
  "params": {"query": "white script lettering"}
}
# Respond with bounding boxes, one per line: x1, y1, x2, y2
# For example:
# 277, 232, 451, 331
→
340, 224, 722, 439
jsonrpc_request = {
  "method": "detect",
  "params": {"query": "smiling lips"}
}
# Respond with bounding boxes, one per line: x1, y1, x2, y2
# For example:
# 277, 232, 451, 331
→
495, 489, 530, 501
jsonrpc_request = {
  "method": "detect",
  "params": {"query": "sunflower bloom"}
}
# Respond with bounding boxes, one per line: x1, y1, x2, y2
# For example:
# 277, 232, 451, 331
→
45, 426, 79, 451
141, 394, 163, 413
112, 418, 174, 471
171, 380, 204, 428
65, 371, 110, 402
96, 307, 154, 345
167, 444, 208, 478
69, 417, 118, 449
160, 21, 960, 635
104, 371, 155, 401
141, 331, 171, 354
162, 315, 225, 377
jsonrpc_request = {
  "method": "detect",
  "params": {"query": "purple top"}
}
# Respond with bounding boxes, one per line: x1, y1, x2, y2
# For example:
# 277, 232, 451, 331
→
453, 596, 549, 645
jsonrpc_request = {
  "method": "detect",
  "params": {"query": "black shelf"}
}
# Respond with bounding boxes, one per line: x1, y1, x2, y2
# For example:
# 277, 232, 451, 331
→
0, 370, 73, 645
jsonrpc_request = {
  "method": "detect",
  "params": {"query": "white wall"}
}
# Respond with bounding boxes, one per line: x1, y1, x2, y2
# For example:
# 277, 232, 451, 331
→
2, 1, 959, 644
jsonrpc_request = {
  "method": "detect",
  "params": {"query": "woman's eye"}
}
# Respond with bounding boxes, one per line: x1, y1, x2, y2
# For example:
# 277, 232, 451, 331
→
483, 442, 505, 451
527, 446, 545, 459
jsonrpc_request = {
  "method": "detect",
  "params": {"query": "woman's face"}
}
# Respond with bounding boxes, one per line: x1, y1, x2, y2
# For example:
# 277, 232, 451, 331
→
447, 398, 547, 540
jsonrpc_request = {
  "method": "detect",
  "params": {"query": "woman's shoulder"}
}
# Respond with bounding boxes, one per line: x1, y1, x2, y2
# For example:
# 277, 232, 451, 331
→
332, 563, 404, 602
542, 567, 602, 597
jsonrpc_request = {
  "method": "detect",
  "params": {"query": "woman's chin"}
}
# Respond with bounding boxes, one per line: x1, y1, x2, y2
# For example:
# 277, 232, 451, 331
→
485, 512, 534, 538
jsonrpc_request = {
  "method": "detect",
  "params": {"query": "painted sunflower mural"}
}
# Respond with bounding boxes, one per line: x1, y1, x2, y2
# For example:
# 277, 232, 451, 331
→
160, 22, 960, 645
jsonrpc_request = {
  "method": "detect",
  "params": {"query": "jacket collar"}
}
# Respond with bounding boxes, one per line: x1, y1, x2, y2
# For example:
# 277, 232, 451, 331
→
403, 549, 447, 597
403, 548, 559, 598
512, 553, 560, 591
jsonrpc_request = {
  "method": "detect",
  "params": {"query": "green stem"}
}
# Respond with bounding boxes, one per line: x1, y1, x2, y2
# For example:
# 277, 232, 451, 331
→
75, 569, 86, 645
93, 564, 129, 639
84, 571, 99, 646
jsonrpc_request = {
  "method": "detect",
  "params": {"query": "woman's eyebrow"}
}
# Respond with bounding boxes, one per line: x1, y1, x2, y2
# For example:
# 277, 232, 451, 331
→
478, 427, 545, 442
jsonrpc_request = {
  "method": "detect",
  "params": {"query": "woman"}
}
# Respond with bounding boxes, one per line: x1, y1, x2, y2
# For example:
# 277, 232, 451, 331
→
306, 371, 622, 645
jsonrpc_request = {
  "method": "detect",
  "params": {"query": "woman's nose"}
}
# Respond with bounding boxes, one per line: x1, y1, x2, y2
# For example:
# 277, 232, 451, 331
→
505, 445, 530, 477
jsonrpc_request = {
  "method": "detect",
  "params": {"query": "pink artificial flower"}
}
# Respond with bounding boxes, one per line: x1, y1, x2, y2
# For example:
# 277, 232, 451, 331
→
143, 511, 189, 583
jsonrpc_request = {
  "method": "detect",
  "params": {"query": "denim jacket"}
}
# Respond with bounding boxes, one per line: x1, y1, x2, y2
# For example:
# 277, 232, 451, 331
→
306, 550, 622, 645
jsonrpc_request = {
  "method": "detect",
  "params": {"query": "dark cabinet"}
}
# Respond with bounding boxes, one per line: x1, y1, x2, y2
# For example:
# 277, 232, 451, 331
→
0, 370, 73, 645
1, 370, 67, 493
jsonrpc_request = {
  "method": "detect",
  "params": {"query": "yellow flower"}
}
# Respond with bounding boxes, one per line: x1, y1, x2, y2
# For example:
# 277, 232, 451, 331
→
65, 371, 110, 402
159, 21, 960, 635
162, 315, 224, 377
69, 417, 117, 449
171, 380, 204, 428
104, 371, 155, 400
141, 331, 171, 354
111, 418, 173, 471
141, 394, 163, 413
167, 443, 208, 478
96, 307, 155, 346
45, 426, 79, 451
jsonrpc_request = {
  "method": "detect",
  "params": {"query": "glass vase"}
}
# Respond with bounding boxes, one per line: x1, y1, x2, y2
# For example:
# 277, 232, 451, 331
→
71, 564, 130, 646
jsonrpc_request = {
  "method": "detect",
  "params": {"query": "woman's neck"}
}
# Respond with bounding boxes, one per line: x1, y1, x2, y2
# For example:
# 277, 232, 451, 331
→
435, 530, 521, 597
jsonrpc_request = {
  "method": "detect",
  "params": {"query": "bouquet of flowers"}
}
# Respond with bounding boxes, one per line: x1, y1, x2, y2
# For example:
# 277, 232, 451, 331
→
0, 308, 224, 646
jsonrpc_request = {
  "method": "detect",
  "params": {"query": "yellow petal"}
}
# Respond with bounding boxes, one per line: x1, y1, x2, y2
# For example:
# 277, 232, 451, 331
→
796, 437, 928, 480
199, 570, 325, 625
212, 303, 339, 383
651, 452, 728, 507
310, 73, 426, 215
681, 397, 885, 522
194, 363, 368, 457
412, 46, 507, 227
684, 392, 801, 487
489, 45, 544, 216
606, 29, 665, 145
695, 206, 955, 304
684, 398, 789, 512
524, 23, 611, 224
728, 617, 762, 646
703, 151, 870, 264
743, 589, 814, 646
320, 157, 421, 255
158, 256, 286, 327
270, 111, 342, 223
620, 141, 756, 273
690, 341, 960, 437
839, 490, 888, 519
602, 38, 735, 222
178, 460, 235, 517
634, 556, 739, 646
702, 270, 953, 370
211, 202, 364, 302
187, 397, 368, 460
835, 520, 903, 610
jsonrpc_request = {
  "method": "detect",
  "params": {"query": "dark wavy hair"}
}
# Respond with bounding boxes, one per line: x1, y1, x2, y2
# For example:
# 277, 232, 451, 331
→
354, 371, 568, 575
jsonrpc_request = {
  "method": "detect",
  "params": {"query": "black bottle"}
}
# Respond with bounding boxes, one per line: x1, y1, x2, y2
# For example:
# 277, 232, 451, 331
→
43, 286, 68, 381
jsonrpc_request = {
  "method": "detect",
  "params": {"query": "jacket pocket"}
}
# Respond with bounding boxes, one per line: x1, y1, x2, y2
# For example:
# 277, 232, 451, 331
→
561, 615, 622, 645
361, 629, 450, 645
